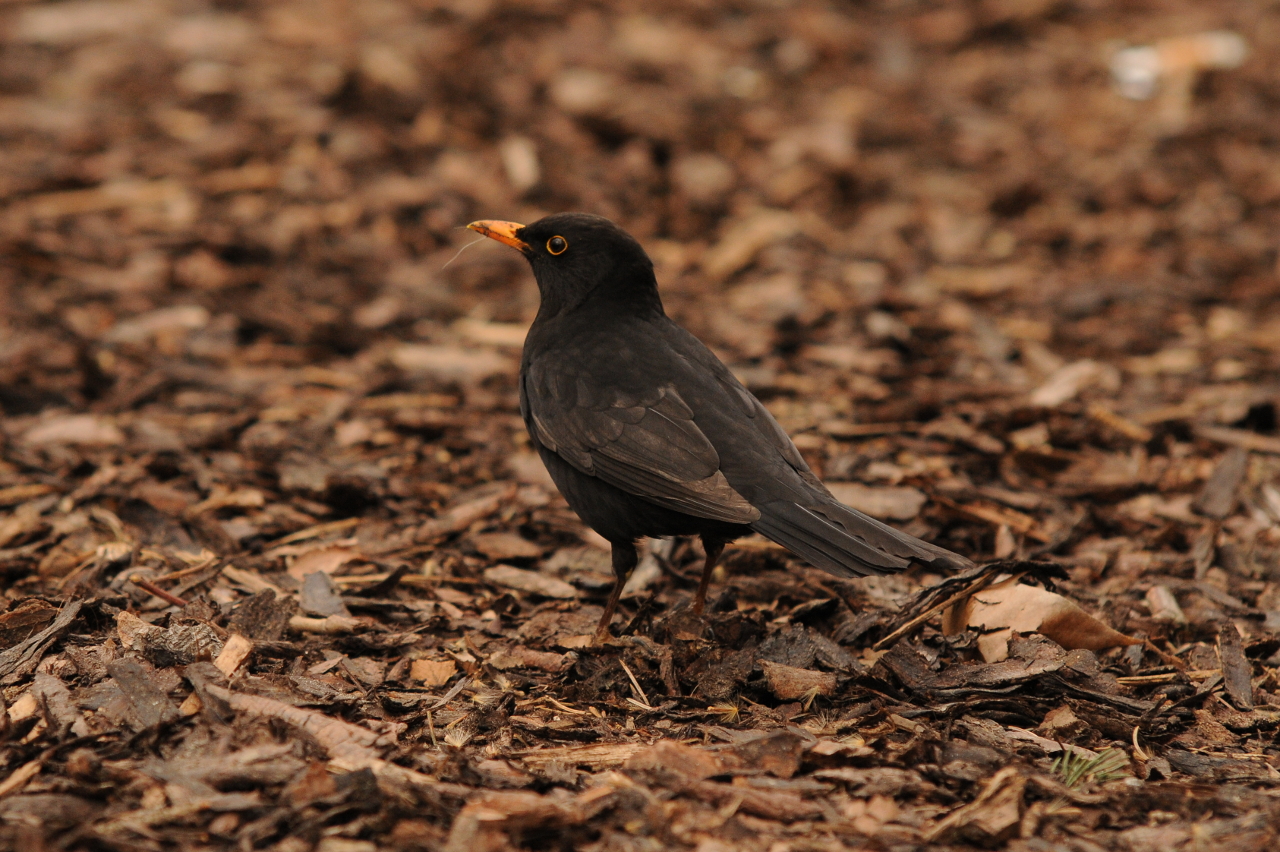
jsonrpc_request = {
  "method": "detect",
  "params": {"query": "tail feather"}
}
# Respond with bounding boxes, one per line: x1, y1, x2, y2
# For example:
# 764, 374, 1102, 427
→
751, 498, 971, 578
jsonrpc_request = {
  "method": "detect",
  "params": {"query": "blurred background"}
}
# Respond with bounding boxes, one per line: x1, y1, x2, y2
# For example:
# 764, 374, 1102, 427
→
1, 0, 1277, 556
5, 5, 1280, 844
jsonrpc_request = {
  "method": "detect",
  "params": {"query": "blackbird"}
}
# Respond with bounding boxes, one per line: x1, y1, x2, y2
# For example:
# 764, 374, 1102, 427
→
468, 213, 972, 641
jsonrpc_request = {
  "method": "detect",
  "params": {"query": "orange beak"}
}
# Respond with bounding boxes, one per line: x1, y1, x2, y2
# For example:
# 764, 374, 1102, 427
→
467, 220, 529, 251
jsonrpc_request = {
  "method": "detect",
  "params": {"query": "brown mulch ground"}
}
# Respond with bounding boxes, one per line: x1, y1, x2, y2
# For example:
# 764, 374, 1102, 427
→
3, 1, 1280, 849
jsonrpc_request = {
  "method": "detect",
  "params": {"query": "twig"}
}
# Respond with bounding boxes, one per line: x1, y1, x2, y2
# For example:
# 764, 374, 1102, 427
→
544, 696, 588, 716
129, 574, 189, 608
429, 676, 471, 710
618, 659, 652, 710
873, 560, 1064, 650
873, 571, 1006, 651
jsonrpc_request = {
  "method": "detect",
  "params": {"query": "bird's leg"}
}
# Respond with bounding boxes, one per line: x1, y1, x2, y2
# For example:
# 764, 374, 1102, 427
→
595, 541, 638, 644
692, 537, 726, 616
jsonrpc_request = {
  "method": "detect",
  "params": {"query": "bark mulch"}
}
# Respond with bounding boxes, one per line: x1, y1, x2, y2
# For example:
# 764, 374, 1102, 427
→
2, 0, 1280, 849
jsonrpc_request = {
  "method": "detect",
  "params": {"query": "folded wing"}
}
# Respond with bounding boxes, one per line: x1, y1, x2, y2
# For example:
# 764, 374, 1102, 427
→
522, 363, 760, 525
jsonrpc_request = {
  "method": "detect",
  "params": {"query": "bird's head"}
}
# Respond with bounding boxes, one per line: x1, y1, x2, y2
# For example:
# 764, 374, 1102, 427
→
468, 213, 661, 317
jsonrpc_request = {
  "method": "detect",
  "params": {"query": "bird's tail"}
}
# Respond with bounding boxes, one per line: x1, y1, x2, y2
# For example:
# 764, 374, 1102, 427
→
750, 498, 971, 578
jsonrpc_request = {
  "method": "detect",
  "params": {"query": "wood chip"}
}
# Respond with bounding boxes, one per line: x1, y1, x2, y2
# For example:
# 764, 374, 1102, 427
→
1195, 426, 1280, 455
701, 209, 800, 280
483, 565, 577, 599
1029, 360, 1117, 407
404, 484, 518, 549
288, 615, 362, 634
0, 760, 43, 799
389, 344, 514, 383
1191, 447, 1249, 520
1217, 623, 1254, 712
510, 743, 646, 769
469, 531, 545, 560
106, 659, 180, 729
22, 414, 125, 446
1145, 585, 1188, 624
924, 766, 1025, 843
0, 600, 82, 684
760, 660, 837, 701
214, 634, 255, 677
1086, 403, 1154, 443
825, 482, 927, 521
934, 496, 1046, 541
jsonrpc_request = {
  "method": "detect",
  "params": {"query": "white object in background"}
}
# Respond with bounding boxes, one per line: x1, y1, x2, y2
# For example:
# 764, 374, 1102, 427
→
1111, 31, 1247, 100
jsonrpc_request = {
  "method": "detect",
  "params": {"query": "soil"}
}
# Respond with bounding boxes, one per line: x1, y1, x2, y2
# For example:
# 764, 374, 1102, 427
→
2, 0, 1280, 850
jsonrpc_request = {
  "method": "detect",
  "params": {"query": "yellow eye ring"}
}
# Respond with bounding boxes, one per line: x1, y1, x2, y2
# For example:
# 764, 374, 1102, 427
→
547, 236, 568, 255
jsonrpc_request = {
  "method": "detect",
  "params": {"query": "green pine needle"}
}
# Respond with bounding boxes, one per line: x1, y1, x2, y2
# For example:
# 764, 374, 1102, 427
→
1051, 747, 1130, 788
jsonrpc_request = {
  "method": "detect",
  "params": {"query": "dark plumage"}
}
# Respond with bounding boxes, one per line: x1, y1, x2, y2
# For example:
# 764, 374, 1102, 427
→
468, 213, 972, 641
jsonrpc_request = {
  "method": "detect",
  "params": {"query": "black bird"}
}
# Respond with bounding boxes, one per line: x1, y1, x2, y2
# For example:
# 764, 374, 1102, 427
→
468, 213, 971, 641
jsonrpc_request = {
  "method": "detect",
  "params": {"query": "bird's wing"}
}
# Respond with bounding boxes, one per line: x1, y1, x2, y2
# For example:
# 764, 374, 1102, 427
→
522, 362, 760, 524
700, 354, 974, 576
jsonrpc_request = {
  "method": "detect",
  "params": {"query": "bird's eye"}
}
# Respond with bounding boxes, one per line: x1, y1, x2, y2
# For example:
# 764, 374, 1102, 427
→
547, 236, 568, 255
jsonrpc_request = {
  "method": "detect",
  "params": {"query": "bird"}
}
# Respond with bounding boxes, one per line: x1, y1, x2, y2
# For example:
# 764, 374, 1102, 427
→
467, 213, 972, 642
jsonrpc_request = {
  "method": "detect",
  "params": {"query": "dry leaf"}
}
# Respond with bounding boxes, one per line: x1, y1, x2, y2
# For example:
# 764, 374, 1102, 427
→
411, 659, 457, 687
943, 576, 1138, 662
287, 545, 362, 581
